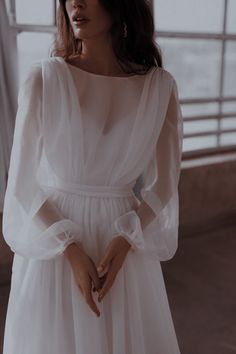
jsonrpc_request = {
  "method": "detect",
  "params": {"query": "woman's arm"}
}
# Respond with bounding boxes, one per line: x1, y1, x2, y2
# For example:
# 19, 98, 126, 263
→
2, 62, 83, 260
112, 78, 184, 261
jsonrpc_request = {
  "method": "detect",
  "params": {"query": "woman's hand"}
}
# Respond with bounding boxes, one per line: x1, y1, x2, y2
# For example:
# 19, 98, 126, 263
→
96, 236, 132, 302
64, 242, 102, 317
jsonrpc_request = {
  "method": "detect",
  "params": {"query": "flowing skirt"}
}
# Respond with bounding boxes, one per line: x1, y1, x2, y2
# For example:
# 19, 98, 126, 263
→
3, 184, 180, 354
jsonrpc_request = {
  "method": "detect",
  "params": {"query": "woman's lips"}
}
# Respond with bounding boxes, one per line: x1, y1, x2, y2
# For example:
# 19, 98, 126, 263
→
73, 15, 89, 27
73, 19, 90, 27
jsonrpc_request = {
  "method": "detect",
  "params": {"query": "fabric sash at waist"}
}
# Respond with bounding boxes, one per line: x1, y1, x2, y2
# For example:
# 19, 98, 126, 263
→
41, 178, 135, 198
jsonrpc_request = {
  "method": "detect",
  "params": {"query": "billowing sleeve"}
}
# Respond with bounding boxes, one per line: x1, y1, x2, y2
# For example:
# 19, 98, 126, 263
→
2, 62, 83, 260
112, 78, 183, 261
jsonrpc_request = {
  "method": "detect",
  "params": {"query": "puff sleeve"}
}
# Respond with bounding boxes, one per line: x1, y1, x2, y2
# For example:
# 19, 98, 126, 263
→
2, 62, 83, 260
112, 78, 183, 261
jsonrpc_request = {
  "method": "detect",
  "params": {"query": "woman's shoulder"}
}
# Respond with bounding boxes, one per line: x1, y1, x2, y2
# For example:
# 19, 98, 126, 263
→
20, 60, 42, 95
155, 66, 175, 83
23, 57, 61, 91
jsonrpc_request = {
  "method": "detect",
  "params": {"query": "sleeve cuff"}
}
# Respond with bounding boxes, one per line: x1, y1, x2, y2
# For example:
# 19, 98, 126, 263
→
58, 230, 76, 255
113, 210, 146, 252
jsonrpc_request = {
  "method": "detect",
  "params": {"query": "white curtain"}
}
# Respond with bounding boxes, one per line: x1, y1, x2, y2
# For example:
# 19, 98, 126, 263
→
0, 0, 18, 211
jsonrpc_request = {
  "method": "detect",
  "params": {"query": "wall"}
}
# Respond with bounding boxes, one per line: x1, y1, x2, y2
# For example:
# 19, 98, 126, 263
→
179, 153, 236, 237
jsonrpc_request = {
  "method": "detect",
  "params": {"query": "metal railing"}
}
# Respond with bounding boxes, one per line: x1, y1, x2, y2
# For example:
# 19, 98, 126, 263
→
7, 0, 236, 159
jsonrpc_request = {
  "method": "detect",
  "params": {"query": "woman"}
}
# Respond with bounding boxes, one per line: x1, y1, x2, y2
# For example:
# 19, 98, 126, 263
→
2, 0, 183, 353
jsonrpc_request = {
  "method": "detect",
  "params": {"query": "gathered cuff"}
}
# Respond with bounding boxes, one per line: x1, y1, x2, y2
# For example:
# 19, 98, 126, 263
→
113, 210, 146, 252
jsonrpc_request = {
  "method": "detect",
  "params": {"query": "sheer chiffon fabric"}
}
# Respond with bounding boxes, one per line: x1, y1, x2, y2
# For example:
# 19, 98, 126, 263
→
2, 56, 183, 354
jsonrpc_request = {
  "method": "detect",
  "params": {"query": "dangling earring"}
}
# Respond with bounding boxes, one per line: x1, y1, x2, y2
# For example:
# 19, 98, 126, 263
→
123, 21, 128, 39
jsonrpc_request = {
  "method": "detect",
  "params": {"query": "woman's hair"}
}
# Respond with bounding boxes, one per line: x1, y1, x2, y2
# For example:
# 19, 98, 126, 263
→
50, 0, 163, 74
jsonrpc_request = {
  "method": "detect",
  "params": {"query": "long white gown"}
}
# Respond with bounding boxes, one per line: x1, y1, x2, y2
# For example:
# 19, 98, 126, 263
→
2, 56, 183, 354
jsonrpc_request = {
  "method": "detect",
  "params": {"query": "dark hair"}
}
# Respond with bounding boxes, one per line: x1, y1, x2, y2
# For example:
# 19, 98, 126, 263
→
50, 0, 163, 75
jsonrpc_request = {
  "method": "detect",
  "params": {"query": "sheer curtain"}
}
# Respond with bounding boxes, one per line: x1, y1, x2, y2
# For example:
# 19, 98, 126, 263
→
0, 0, 18, 211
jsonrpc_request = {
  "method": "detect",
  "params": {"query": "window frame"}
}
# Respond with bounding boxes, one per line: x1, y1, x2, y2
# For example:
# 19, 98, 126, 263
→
153, 0, 236, 159
7, 0, 236, 159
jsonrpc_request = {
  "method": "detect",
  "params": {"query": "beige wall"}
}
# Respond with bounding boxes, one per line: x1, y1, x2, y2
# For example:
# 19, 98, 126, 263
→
179, 154, 236, 237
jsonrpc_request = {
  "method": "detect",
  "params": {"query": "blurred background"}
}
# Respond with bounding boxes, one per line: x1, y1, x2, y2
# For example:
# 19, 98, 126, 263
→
0, 0, 236, 353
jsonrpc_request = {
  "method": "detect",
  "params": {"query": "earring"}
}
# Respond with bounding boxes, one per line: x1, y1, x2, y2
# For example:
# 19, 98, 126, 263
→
123, 21, 128, 38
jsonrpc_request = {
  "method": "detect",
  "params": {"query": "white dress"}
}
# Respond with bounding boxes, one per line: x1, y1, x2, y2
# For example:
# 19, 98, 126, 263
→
2, 56, 183, 354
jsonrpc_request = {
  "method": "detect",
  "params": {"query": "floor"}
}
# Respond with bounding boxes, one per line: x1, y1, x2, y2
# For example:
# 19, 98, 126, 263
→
1, 224, 236, 354
162, 224, 236, 354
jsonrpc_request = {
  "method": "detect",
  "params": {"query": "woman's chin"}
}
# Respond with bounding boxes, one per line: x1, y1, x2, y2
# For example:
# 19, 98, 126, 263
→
74, 30, 91, 40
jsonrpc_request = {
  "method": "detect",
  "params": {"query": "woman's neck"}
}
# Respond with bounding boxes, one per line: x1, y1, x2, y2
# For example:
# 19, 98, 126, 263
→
74, 37, 124, 76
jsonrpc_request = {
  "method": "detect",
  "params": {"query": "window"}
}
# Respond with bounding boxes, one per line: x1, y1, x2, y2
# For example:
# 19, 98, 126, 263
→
154, 0, 236, 158
6, 0, 57, 83
7, 0, 236, 158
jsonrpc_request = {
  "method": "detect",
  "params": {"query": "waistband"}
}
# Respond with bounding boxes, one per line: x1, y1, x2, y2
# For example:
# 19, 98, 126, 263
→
41, 179, 135, 198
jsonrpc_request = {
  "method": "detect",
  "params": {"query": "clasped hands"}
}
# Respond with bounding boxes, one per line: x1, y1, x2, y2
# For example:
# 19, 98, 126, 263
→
95, 235, 131, 301
66, 235, 132, 317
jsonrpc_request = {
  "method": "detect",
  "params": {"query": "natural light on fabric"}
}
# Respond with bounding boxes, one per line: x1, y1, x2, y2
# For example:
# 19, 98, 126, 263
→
112, 79, 183, 261
2, 57, 183, 262
2, 63, 82, 260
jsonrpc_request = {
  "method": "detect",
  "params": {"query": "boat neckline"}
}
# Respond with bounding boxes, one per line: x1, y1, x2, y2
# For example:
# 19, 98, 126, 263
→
64, 60, 156, 79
